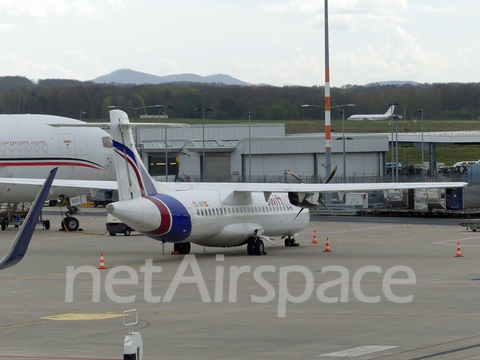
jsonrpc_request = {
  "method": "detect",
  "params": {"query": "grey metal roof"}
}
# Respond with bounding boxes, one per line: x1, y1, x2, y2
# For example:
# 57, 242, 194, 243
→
140, 140, 186, 150
186, 139, 239, 152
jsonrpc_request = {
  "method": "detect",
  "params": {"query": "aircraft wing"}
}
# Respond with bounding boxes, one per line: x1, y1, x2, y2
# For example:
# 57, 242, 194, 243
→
167, 181, 467, 193
0, 178, 118, 190
0, 178, 465, 193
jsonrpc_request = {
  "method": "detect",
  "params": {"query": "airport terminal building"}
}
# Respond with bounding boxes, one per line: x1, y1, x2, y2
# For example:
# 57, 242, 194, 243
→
137, 124, 389, 183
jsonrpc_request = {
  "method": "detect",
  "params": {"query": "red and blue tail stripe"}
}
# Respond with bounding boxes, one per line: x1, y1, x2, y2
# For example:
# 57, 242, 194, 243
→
143, 193, 192, 242
112, 139, 157, 197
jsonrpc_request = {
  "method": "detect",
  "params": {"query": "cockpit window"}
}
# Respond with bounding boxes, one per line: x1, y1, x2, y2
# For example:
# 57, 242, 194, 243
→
102, 136, 113, 148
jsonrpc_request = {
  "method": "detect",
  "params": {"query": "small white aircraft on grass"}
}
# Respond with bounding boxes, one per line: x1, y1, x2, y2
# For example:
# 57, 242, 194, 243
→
348, 105, 399, 121
102, 110, 467, 255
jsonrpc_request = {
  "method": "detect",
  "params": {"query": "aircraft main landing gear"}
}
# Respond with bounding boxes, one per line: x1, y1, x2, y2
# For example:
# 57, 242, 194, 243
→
247, 238, 265, 255
174, 242, 191, 255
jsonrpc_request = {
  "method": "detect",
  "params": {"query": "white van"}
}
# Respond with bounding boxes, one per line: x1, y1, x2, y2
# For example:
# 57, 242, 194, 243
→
106, 213, 134, 236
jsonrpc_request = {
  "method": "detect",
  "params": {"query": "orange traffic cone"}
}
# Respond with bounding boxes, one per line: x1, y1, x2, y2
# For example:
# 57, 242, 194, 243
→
99, 253, 106, 269
324, 237, 331, 253
312, 230, 318, 244
455, 241, 463, 257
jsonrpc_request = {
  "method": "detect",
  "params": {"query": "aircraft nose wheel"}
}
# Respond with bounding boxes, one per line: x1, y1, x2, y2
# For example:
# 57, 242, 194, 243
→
284, 236, 297, 247
247, 238, 264, 255
61, 216, 80, 232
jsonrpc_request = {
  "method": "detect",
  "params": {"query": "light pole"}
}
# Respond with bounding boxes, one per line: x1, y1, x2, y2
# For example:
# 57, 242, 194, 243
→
194, 107, 214, 182
337, 109, 347, 183
385, 102, 400, 182
302, 103, 355, 185
245, 112, 252, 183
79, 111, 86, 120
416, 108, 424, 181
158, 105, 176, 182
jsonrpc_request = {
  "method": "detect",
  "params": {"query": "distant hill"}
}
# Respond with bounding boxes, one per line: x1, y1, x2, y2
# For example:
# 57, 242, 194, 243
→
365, 80, 420, 87
0, 76, 36, 92
91, 69, 250, 86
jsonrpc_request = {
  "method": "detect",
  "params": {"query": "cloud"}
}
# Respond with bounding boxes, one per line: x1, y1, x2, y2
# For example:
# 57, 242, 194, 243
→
0, 0, 124, 20
0, 50, 109, 81
418, 5, 457, 14
234, 48, 324, 86
0, 51, 79, 79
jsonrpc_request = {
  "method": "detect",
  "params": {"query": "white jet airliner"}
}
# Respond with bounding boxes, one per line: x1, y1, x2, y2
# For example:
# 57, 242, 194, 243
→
348, 105, 398, 121
103, 110, 467, 256
0, 114, 116, 231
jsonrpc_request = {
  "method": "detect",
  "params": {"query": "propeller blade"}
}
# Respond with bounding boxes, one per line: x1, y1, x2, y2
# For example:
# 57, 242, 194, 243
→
318, 197, 337, 217
285, 170, 303, 183
293, 208, 304, 221
174, 157, 180, 182
326, 165, 338, 184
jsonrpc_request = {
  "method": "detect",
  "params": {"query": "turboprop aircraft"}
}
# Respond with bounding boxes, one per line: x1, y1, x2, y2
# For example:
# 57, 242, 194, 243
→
0, 113, 116, 231
103, 109, 467, 255
348, 105, 398, 121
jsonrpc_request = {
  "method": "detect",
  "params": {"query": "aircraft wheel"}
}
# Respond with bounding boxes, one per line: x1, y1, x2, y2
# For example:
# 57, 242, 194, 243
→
256, 240, 264, 255
62, 216, 79, 232
284, 238, 290, 247
109, 231, 116, 236
180, 243, 191, 254
174, 242, 191, 254
1, 221, 6, 231
247, 239, 256, 255
124, 228, 131, 236
474, 229, 477, 232
44, 220, 50, 230
247, 238, 264, 255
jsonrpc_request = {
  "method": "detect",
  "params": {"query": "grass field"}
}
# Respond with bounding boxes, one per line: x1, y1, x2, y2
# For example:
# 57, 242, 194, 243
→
97, 116, 480, 167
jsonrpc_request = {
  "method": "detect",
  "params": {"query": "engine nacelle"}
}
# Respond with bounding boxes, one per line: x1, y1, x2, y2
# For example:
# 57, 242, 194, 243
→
288, 192, 320, 209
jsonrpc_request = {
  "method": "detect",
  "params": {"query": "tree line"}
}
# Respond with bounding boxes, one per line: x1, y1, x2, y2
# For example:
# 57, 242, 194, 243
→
1, 76, 479, 120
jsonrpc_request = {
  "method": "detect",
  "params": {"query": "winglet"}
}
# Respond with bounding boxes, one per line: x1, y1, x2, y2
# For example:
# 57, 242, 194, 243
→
0, 167, 58, 270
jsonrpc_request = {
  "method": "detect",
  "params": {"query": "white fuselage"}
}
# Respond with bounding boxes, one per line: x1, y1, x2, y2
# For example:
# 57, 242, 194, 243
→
0, 114, 115, 201
108, 188, 309, 248
347, 114, 393, 121
348, 105, 395, 121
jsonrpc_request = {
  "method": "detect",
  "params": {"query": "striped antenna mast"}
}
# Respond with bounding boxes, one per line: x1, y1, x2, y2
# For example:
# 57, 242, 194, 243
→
324, 0, 332, 203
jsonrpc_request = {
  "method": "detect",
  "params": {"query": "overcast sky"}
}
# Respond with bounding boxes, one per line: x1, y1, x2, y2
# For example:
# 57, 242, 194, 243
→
0, 0, 478, 87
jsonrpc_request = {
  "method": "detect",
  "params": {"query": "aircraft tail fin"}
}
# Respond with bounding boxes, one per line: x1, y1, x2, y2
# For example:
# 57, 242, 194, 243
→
109, 109, 170, 200
385, 105, 395, 116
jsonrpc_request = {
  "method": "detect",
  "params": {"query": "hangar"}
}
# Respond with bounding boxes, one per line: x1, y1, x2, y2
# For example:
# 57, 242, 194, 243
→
136, 124, 389, 183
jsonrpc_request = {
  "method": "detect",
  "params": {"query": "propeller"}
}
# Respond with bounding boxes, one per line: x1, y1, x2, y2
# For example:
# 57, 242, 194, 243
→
287, 166, 338, 220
